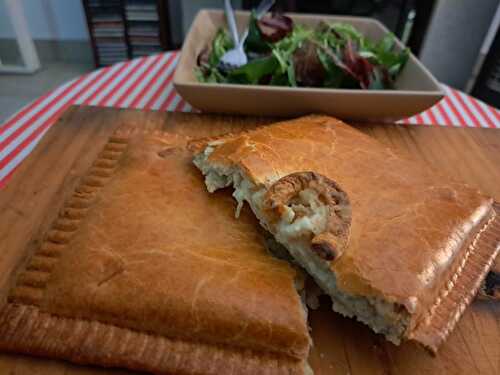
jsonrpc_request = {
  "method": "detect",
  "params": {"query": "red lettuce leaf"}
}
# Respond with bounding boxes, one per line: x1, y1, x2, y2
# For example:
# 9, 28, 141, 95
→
293, 40, 325, 87
342, 39, 374, 89
257, 13, 293, 43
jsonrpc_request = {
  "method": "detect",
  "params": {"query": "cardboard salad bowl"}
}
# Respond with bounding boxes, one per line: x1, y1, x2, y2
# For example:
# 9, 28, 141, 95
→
173, 9, 444, 121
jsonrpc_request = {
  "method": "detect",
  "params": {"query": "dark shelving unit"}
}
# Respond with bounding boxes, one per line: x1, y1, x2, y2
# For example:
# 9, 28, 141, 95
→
82, 0, 174, 67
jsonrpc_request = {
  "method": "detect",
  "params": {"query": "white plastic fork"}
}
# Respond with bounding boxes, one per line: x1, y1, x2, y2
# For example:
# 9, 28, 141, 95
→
219, 0, 275, 70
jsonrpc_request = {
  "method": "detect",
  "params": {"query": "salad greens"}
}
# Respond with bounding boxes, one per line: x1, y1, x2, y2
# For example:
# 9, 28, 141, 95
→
196, 12, 409, 90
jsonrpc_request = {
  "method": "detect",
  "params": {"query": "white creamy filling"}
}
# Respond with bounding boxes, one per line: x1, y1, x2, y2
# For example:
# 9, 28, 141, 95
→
194, 151, 410, 344
276, 189, 329, 239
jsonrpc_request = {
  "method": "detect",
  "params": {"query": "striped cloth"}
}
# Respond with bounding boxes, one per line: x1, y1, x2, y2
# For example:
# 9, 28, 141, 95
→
0, 51, 499, 189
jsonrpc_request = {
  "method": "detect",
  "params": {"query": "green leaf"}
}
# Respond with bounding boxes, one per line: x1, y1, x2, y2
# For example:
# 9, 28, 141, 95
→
378, 34, 396, 53
329, 23, 364, 45
194, 67, 207, 82
372, 34, 408, 67
208, 28, 233, 66
274, 24, 313, 54
316, 47, 344, 87
228, 56, 279, 84
269, 73, 289, 86
358, 50, 377, 59
368, 68, 385, 90
272, 48, 288, 74
198, 68, 226, 84
287, 60, 297, 86
245, 10, 270, 52
386, 48, 409, 79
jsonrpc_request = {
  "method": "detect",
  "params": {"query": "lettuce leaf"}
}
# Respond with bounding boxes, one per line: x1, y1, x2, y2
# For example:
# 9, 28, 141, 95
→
196, 19, 409, 90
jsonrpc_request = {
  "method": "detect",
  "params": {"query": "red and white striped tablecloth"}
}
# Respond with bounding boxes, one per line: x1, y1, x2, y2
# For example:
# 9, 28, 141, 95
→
0, 51, 499, 189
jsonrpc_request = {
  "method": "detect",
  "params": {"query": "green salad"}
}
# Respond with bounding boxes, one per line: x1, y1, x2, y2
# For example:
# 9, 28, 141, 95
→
196, 12, 409, 89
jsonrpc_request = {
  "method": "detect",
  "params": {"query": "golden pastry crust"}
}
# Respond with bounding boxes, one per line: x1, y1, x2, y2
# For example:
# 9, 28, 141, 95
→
0, 304, 306, 375
1, 131, 311, 374
193, 115, 500, 352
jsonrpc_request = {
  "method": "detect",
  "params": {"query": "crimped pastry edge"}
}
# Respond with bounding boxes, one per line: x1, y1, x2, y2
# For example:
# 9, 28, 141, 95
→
2, 132, 310, 374
0, 303, 307, 375
191, 118, 500, 353
9, 136, 129, 306
408, 203, 500, 352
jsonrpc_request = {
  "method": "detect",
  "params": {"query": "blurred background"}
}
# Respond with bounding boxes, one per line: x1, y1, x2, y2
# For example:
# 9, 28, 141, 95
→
1, 0, 499, 122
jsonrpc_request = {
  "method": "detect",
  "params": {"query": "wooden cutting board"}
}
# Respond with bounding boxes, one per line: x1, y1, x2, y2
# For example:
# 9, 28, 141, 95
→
1, 106, 499, 375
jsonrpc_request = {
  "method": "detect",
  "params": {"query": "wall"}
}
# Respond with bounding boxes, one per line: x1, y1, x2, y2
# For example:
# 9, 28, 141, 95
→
0, 0, 241, 44
0, 0, 89, 40
0, 0, 238, 43
179, 0, 242, 36
167, 0, 242, 45
419, 0, 498, 90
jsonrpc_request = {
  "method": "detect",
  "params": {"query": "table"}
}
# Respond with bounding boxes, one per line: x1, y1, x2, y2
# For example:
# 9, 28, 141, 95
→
0, 51, 499, 190
0, 106, 499, 375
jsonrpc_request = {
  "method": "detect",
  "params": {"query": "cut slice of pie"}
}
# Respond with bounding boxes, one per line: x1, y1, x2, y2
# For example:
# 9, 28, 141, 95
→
192, 115, 500, 353
0, 131, 311, 374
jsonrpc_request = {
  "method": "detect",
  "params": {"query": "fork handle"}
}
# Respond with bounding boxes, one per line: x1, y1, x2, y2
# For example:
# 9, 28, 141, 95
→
238, 0, 274, 48
255, 0, 275, 18
224, 0, 240, 46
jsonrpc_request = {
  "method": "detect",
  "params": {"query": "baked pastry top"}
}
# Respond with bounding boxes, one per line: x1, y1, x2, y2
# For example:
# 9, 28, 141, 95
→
2, 131, 311, 375
192, 115, 500, 352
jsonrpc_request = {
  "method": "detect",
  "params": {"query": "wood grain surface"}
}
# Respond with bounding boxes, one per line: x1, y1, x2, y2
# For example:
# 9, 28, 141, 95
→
0, 106, 499, 375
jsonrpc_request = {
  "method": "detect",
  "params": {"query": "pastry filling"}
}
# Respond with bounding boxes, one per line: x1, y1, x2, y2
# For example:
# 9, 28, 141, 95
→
194, 146, 411, 344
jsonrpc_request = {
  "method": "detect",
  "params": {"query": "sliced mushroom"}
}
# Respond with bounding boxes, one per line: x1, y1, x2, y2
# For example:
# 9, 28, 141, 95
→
263, 171, 351, 261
